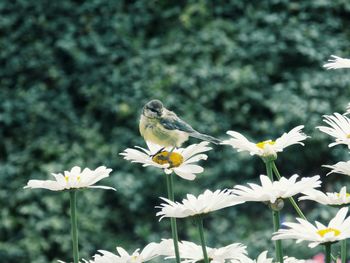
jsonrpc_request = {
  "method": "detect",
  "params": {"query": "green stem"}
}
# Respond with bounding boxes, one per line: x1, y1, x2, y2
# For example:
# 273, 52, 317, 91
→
342, 239, 347, 263
325, 243, 332, 263
271, 162, 307, 220
196, 216, 209, 263
265, 160, 274, 181
165, 174, 181, 263
272, 210, 283, 263
265, 162, 283, 263
272, 209, 284, 263
271, 162, 338, 262
69, 190, 79, 263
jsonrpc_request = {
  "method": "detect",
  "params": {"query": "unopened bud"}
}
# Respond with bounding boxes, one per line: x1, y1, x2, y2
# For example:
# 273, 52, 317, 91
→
269, 198, 284, 211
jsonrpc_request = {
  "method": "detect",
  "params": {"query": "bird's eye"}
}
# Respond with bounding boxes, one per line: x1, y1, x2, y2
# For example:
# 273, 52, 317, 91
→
148, 108, 158, 113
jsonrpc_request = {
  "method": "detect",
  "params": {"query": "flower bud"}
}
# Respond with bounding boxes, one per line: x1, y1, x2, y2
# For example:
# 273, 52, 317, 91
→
269, 198, 284, 211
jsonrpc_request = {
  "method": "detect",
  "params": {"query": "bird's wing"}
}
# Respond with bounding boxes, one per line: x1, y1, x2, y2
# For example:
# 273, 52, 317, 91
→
160, 111, 221, 144
160, 112, 195, 133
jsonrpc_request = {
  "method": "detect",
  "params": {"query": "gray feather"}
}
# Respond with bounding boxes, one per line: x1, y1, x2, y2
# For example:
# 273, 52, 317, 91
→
160, 115, 195, 133
190, 132, 221, 144
160, 110, 220, 144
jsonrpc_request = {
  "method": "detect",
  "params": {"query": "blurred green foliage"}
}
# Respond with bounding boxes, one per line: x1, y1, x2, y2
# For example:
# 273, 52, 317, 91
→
2, 0, 350, 262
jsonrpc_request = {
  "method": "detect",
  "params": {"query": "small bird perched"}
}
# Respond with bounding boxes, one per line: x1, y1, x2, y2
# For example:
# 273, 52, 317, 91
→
139, 99, 221, 148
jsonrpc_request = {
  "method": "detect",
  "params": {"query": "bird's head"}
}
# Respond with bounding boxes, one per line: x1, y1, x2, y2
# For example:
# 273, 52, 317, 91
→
143, 99, 164, 118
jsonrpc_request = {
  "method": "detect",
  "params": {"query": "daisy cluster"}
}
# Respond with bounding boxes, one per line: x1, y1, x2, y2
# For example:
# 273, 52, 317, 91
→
24, 55, 350, 263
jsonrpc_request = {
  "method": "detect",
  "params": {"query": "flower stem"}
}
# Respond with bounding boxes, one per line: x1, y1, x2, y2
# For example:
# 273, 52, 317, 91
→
272, 210, 283, 263
265, 161, 283, 263
271, 162, 307, 220
325, 243, 332, 263
196, 216, 209, 263
69, 190, 79, 263
341, 239, 347, 263
165, 174, 181, 263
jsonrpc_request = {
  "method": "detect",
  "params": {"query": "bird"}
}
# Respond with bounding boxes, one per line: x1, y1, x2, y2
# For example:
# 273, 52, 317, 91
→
139, 99, 221, 148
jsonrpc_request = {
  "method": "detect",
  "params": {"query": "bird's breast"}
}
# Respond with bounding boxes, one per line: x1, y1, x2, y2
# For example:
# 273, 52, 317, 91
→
139, 115, 188, 147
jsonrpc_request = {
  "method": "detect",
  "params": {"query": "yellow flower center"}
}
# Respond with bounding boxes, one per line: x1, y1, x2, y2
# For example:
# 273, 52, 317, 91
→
65, 175, 81, 182
256, 140, 275, 149
336, 193, 350, 197
347, 134, 350, 138
317, 228, 341, 237
131, 255, 138, 262
152, 151, 184, 168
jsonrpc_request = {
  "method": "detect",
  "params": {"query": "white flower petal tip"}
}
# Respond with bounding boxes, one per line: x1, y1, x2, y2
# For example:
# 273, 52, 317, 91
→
159, 239, 248, 262
323, 55, 350, 70
156, 189, 244, 219
273, 207, 350, 247
323, 161, 350, 177
317, 113, 350, 149
231, 174, 321, 204
300, 186, 350, 206
120, 141, 211, 180
238, 251, 274, 263
84, 242, 163, 263
238, 251, 307, 263
222, 126, 308, 158
282, 256, 309, 263
345, 103, 350, 116
24, 166, 115, 191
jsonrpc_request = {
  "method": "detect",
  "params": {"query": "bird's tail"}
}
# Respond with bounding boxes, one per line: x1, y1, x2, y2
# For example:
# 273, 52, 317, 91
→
190, 132, 221, 145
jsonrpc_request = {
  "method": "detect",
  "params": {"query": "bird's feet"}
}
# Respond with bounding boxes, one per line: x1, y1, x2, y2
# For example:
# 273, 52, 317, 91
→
150, 147, 165, 158
150, 147, 178, 168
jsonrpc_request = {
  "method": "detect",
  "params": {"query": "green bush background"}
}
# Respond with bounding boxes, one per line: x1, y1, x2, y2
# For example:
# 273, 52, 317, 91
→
2, 0, 350, 262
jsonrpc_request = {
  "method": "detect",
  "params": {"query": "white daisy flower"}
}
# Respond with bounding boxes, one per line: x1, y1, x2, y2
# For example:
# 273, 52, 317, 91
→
88, 242, 161, 263
232, 251, 273, 263
120, 141, 211, 181
323, 55, 350, 70
156, 189, 244, 220
160, 239, 248, 263
283, 257, 307, 263
317, 113, 350, 148
272, 207, 350, 248
299, 187, 350, 206
323, 160, 350, 176
233, 252, 308, 263
222, 126, 308, 158
231, 174, 321, 205
234, 251, 306, 263
24, 166, 115, 191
